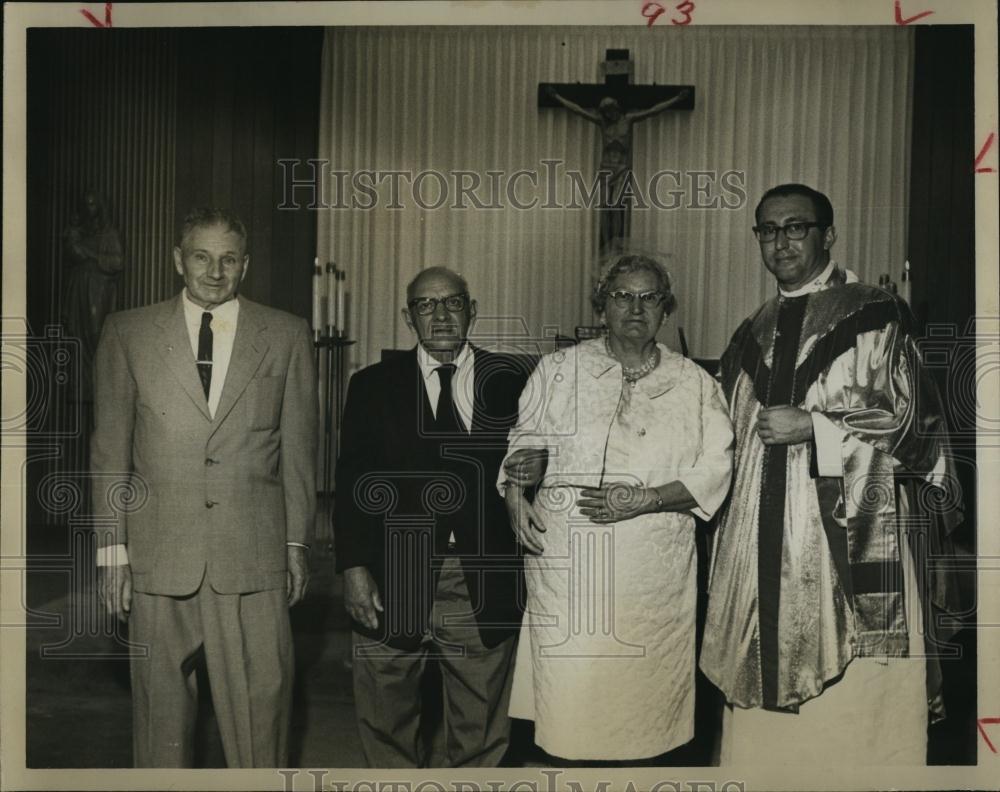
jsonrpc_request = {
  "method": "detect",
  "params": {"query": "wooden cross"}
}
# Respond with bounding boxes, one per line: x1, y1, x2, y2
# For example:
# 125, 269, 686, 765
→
538, 49, 694, 115
539, 49, 694, 254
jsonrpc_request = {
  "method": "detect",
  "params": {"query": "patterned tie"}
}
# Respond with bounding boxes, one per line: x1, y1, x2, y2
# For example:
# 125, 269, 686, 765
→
197, 311, 213, 399
434, 364, 463, 433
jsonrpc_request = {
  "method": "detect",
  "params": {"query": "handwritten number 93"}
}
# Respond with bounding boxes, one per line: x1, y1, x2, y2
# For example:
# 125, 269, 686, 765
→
642, 1, 695, 27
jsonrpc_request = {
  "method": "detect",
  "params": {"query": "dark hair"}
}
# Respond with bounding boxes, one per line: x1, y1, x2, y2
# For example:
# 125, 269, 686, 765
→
176, 207, 248, 249
754, 183, 834, 229
592, 254, 676, 315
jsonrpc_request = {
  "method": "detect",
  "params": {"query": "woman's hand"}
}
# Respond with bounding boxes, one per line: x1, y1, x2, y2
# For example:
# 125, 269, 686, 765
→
503, 448, 548, 488
505, 486, 546, 554
577, 483, 655, 524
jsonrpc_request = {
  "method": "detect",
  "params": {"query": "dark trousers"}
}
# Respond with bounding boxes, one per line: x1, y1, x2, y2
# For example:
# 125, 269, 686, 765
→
351, 556, 516, 768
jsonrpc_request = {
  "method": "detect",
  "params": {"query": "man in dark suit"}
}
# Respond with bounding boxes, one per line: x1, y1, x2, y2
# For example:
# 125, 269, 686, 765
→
92, 207, 317, 767
334, 266, 526, 768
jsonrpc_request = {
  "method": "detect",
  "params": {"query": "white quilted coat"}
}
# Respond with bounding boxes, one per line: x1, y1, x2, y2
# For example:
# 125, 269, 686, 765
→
500, 339, 733, 760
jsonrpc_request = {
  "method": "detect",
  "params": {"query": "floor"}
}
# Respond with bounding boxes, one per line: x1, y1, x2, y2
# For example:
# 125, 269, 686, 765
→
23, 517, 976, 768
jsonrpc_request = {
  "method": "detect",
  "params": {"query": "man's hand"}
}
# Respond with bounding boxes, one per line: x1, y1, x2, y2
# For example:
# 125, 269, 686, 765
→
505, 486, 546, 555
343, 566, 383, 631
98, 564, 133, 623
757, 405, 814, 445
503, 448, 548, 488
286, 545, 310, 607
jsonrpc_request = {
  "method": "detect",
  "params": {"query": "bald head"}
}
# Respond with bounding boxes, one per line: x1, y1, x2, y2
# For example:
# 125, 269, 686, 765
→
406, 266, 469, 302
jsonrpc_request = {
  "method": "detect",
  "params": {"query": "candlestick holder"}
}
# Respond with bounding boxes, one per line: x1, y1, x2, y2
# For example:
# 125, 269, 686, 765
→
314, 331, 356, 527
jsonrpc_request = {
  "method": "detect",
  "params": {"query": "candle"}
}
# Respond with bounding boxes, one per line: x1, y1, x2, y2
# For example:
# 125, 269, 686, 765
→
336, 270, 346, 334
900, 260, 912, 305
312, 258, 323, 335
326, 262, 337, 334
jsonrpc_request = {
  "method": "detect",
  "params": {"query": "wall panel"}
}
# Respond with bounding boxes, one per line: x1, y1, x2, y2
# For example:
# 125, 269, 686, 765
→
26, 28, 322, 529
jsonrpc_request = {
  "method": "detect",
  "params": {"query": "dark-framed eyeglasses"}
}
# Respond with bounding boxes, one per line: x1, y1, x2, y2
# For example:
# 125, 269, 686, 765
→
608, 290, 666, 309
752, 221, 824, 242
407, 292, 469, 316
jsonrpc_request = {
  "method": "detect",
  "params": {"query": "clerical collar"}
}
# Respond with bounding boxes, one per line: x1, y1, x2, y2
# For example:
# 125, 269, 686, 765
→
417, 341, 472, 379
778, 260, 839, 298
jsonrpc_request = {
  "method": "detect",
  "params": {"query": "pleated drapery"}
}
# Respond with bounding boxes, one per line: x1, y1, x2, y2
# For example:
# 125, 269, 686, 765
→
43, 32, 179, 325
319, 25, 912, 366
30, 31, 178, 518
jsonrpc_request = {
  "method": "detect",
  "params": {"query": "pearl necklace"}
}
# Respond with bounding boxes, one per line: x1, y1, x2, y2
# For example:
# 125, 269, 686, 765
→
605, 337, 659, 383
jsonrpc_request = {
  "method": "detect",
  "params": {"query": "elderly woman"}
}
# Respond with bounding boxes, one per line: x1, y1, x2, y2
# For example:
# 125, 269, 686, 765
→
499, 255, 733, 762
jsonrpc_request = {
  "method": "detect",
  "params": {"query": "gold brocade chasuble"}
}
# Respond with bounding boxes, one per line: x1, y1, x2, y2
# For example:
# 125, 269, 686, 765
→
700, 268, 965, 716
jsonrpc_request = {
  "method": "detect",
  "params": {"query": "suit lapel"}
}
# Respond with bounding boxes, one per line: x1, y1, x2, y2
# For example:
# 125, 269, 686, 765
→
386, 348, 433, 449
212, 298, 269, 429
155, 296, 212, 421
470, 346, 484, 433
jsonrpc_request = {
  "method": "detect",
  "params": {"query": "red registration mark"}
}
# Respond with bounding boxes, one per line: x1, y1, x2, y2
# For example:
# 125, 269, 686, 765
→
79, 2, 113, 28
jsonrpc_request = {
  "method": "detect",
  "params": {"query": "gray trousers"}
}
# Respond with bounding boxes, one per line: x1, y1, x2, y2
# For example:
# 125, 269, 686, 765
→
129, 582, 293, 767
352, 556, 516, 768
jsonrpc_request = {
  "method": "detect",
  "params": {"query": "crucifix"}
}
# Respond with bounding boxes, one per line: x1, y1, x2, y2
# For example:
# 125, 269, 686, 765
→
539, 49, 694, 255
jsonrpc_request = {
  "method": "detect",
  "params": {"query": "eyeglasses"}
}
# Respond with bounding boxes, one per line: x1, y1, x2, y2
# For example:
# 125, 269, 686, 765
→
752, 221, 824, 242
608, 290, 666, 309
407, 292, 469, 316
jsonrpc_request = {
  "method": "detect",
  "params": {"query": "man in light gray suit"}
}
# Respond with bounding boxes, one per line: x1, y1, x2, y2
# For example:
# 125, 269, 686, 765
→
92, 207, 317, 767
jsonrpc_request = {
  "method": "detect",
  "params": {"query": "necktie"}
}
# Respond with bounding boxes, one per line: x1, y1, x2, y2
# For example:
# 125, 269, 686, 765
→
197, 311, 213, 399
434, 364, 463, 433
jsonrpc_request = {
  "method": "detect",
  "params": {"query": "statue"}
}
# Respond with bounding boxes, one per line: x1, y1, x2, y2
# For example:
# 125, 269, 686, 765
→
61, 190, 125, 402
544, 86, 691, 252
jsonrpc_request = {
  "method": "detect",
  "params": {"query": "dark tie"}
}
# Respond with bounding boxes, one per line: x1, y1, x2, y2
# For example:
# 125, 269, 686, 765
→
197, 311, 213, 399
434, 364, 463, 433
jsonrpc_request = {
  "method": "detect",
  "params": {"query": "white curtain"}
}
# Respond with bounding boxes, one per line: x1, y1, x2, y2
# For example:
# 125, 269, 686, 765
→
318, 25, 912, 367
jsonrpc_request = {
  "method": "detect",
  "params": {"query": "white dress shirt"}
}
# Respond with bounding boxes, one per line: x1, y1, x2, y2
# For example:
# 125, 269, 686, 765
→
416, 342, 474, 545
182, 290, 239, 418
416, 341, 475, 432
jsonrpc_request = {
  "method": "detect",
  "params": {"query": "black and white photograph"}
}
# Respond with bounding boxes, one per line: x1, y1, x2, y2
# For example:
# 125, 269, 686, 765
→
1, 2, 997, 790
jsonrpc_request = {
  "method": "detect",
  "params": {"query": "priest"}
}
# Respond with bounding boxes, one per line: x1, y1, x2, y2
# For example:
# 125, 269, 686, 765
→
701, 183, 966, 764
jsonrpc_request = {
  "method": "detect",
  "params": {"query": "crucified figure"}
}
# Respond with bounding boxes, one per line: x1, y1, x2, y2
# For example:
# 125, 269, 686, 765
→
545, 86, 691, 250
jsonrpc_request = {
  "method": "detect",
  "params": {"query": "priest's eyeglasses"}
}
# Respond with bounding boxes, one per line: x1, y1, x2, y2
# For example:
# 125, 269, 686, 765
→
408, 293, 469, 316
752, 221, 824, 242
608, 290, 666, 309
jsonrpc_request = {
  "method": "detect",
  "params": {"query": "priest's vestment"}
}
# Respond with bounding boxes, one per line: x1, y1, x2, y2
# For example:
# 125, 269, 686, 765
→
700, 265, 965, 762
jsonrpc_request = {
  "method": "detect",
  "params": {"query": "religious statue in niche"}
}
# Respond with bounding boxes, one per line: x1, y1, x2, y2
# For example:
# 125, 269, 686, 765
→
61, 190, 125, 402
539, 49, 694, 255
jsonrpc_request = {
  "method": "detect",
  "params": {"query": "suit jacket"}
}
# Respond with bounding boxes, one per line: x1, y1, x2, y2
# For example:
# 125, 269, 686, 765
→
90, 294, 318, 596
334, 345, 529, 649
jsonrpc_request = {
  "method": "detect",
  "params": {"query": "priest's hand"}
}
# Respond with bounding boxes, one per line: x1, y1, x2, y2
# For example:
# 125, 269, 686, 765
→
757, 405, 814, 445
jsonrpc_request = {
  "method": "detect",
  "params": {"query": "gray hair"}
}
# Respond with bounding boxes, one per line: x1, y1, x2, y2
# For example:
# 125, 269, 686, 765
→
176, 207, 248, 250
592, 254, 676, 315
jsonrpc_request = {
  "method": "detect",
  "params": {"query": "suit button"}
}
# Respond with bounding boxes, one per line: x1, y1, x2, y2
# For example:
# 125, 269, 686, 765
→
205, 500, 217, 508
